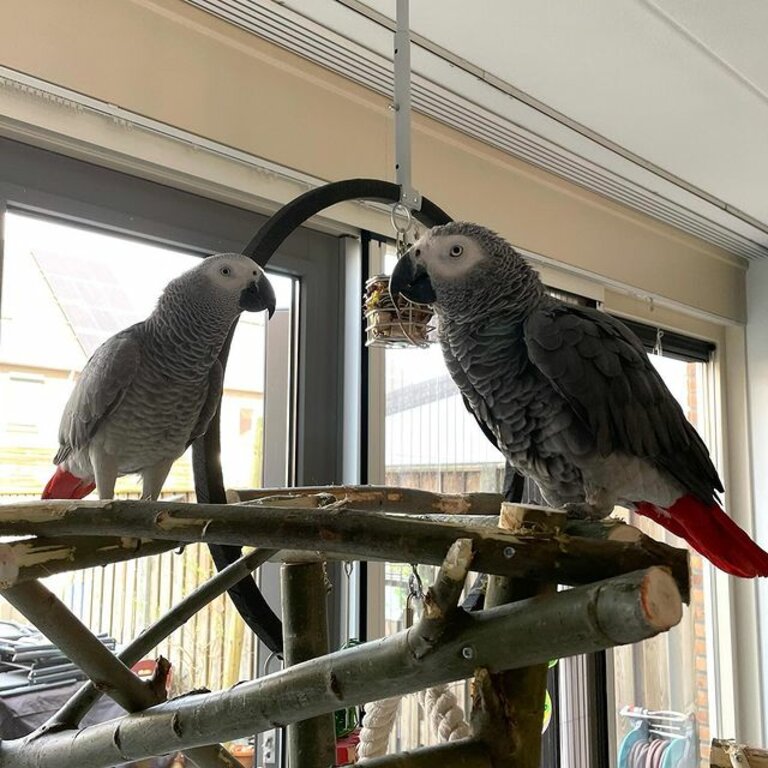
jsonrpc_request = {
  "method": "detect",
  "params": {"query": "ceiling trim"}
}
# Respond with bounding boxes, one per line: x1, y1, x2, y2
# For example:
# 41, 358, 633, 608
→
186, 0, 768, 261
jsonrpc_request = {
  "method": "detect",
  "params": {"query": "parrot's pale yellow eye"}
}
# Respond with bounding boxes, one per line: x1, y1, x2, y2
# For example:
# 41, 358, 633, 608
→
449, 244, 464, 258
220, 266, 232, 276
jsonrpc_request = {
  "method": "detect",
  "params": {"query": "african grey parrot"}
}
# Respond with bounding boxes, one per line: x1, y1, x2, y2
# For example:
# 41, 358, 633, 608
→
390, 222, 768, 577
43, 253, 276, 501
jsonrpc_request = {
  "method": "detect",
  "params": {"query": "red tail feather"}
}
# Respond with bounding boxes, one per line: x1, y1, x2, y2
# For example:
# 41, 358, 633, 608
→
42, 466, 96, 500
636, 495, 768, 578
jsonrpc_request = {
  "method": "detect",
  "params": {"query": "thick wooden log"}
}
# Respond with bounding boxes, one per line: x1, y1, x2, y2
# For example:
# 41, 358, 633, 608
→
0, 500, 690, 599
2, 580, 240, 768
282, 561, 336, 768
0, 536, 178, 587
472, 508, 562, 768
0, 567, 681, 768
357, 740, 491, 768
231, 485, 505, 515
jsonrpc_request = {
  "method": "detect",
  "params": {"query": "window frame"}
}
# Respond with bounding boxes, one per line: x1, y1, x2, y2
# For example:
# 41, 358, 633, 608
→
359, 233, 732, 764
0, 135, 345, 487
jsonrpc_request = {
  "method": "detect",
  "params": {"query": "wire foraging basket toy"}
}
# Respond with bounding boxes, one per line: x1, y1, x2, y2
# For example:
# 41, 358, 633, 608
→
363, 274, 435, 348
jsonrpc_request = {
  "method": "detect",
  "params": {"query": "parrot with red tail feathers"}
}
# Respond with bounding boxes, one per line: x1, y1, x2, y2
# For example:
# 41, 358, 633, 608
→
43, 253, 276, 501
389, 222, 768, 577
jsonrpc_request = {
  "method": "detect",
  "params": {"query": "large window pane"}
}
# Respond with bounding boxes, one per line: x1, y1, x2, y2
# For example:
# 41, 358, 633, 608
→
376, 236, 713, 765
0, 211, 295, 692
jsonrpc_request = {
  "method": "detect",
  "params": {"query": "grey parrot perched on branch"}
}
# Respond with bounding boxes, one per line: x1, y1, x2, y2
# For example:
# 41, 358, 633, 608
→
43, 253, 276, 501
390, 222, 768, 577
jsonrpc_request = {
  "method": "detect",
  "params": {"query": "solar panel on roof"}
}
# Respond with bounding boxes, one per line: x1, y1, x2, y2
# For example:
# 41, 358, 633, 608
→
31, 249, 141, 357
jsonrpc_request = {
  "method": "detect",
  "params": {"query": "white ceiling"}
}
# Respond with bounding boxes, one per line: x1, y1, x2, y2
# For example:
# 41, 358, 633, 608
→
188, 0, 768, 259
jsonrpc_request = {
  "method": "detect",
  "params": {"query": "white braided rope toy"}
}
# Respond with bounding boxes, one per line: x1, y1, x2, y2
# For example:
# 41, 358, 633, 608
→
358, 696, 401, 759
358, 685, 470, 760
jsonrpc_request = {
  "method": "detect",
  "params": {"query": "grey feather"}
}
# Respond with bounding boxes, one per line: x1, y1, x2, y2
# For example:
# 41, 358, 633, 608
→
399, 221, 723, 513
54, 327, 142, 464
187, 359, 225, 446
523, 300, 722, 502
49, 254, 274, 499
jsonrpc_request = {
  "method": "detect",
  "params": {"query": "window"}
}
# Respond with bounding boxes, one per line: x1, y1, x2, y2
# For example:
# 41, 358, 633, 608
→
371, 238, 561, 758
0, 210, 297, 688
366, 234, 718, 766
0, 136, 344, 749
0, 211, 296, 499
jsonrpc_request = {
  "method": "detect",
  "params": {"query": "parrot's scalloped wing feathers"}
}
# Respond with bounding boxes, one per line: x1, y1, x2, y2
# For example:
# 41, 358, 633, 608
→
55, 325, 142, 462
187, 359, 224, 447
523, 301, 722, 504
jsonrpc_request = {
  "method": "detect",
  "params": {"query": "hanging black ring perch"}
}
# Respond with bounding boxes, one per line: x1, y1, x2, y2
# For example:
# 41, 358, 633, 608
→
193, 179, 453, 654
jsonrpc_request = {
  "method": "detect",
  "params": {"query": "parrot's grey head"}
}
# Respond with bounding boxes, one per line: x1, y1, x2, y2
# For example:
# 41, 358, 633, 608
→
389, 222, 543, 319
166, 254, 276, 319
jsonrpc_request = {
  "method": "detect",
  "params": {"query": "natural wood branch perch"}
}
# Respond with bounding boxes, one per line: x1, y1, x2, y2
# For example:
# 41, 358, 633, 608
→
42, 547, 276, 733
0, 567, 681, 768
357, 740, 492, 767
0, 535, 178, 587
409, 538, 474, 659
231, 485, 505, 516
0, 500, 690, 598
2, 580, 241, 768
402, 510, 649, 544
473, 508, 562, 768
282, 561, 336, 768
710, 738, 768, 767
3, 580, 164, 712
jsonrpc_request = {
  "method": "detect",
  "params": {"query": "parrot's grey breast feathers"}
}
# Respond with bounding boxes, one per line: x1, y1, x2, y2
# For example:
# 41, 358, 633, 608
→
54, 325, 142, 464
523, 300, 722, 503
187, 359, 225, 447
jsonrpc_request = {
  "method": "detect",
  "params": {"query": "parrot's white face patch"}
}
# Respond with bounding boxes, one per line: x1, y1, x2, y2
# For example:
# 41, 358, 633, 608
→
201, 254, 263, 293
413, 234, 487, 285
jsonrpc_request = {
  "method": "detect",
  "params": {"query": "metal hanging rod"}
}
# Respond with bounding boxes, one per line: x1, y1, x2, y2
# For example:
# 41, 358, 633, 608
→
393, 0, 421, 212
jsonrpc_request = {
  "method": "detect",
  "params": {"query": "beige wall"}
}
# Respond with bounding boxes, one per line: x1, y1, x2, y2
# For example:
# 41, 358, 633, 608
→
0, 0, 747, 322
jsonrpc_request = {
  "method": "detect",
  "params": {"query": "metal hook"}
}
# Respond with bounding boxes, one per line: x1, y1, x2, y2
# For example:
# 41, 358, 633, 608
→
390, 202, 413, 239
653, 328, 664, 357
408, 563, 424, 603
263, 650, 284, 676
323, 561, 333, 594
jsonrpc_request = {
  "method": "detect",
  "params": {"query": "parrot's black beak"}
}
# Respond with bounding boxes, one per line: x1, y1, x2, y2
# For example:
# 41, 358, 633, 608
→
240, 272, 276, 318
389, 250, 436, 304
